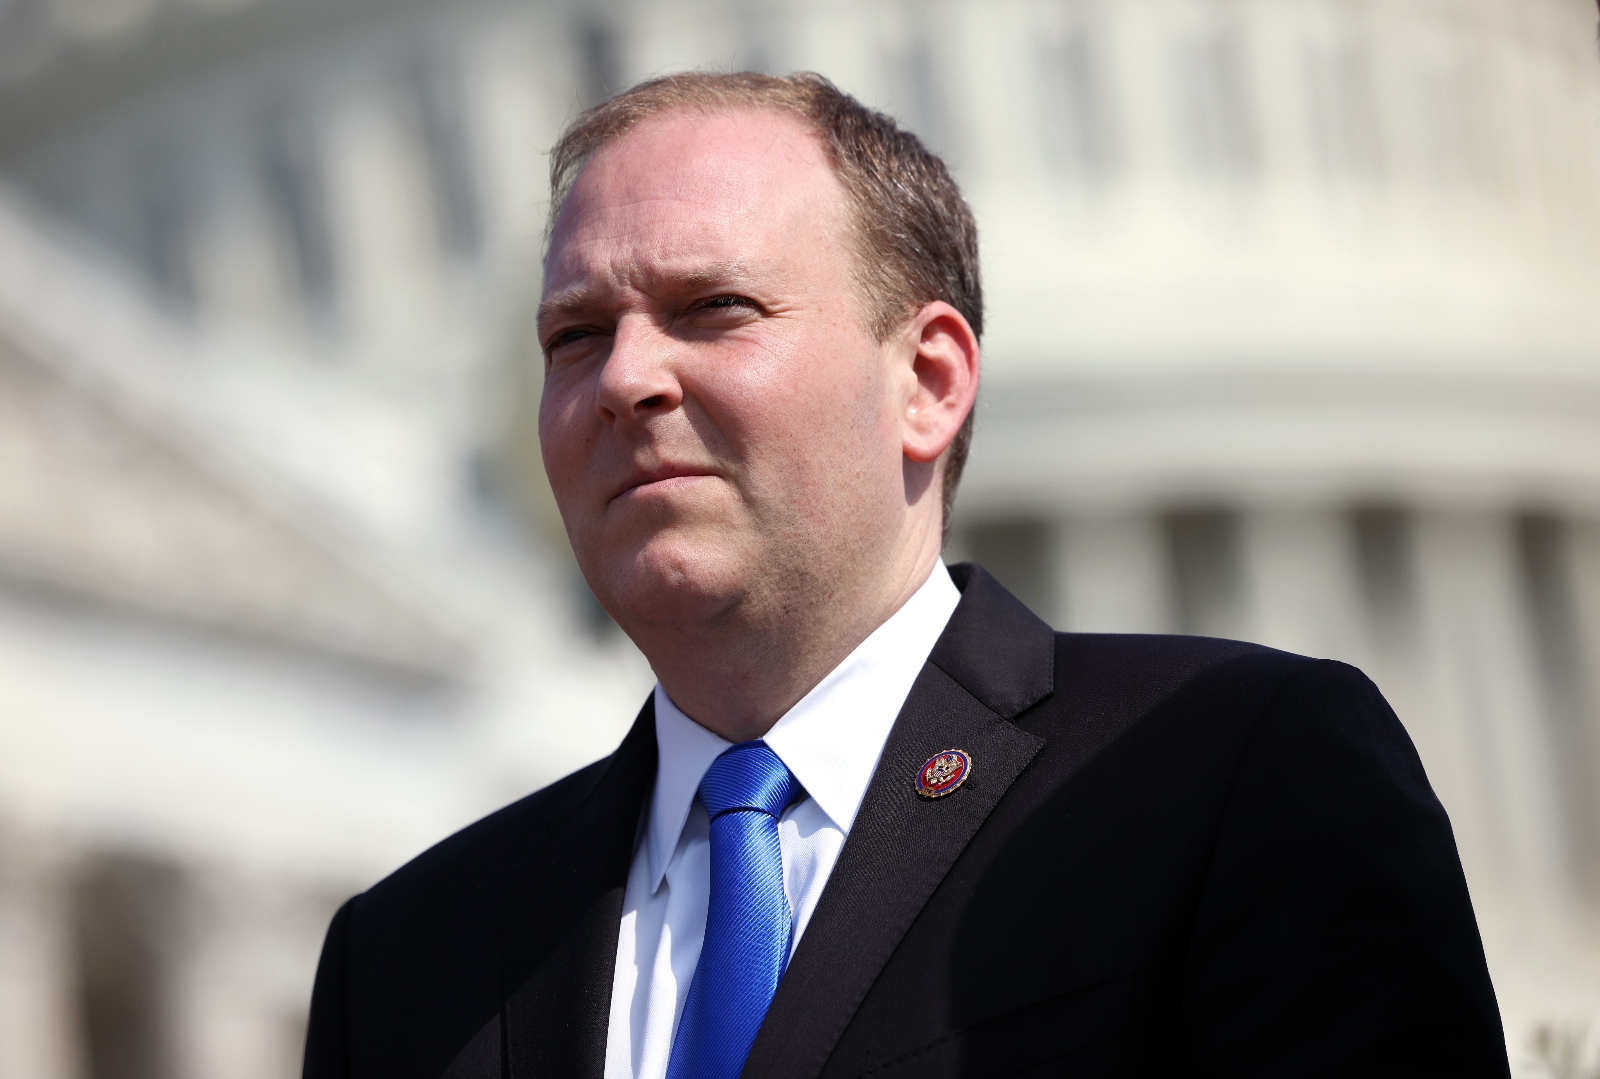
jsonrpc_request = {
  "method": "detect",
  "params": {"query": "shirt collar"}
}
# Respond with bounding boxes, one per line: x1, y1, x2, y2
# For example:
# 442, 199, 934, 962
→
645, 562, 962, 892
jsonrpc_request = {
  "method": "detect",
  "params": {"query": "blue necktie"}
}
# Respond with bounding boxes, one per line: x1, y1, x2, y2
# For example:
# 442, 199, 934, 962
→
665, 741, 802, 1079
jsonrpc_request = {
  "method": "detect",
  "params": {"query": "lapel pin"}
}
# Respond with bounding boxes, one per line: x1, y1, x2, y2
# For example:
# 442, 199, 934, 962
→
915, 749, 972, 798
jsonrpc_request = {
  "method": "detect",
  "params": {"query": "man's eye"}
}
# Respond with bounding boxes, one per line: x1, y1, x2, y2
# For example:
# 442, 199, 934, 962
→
696, 295, 755, 313
547, 328, 593, 351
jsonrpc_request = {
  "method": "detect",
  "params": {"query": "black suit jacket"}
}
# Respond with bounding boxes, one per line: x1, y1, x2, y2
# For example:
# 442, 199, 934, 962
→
303, 564, 1509, 1078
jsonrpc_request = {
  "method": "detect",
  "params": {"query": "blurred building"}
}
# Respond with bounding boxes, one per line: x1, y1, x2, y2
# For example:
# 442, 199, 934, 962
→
0, 0, 1598, 1075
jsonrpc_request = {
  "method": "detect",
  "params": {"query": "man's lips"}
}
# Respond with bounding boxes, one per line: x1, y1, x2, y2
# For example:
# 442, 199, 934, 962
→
611, 465, 719, 503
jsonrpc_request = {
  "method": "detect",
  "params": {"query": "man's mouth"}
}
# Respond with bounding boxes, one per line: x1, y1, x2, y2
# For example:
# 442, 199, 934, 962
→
612, 464, 718, 503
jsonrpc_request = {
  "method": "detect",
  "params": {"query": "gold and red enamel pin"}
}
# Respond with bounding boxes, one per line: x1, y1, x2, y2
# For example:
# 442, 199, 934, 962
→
915, 749, 973, 798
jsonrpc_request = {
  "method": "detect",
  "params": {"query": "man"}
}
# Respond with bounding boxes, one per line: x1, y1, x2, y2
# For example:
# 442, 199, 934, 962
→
304, 73, 1509, 1079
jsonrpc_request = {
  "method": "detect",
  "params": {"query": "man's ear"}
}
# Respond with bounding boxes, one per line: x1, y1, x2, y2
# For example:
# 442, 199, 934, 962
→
901, 301, 980, 465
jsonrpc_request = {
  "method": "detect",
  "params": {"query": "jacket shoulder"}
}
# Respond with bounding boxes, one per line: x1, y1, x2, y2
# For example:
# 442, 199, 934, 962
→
1054, 629, 1306, 668
1050, 630, 1321, 709
1050, 632, 1395, 726
1020, 631, 1374, 790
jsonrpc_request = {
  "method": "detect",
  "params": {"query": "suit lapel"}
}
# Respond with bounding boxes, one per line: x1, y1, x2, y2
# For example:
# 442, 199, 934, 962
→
501, 700, 657, 1079
743, 565, 1055, 1079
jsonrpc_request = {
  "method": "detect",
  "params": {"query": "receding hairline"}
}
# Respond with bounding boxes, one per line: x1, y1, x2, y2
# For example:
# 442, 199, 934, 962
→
542, 102, 884, 339
546, 100, 849, 252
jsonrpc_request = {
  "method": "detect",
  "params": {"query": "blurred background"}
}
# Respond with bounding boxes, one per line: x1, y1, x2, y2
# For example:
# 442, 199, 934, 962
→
0, 0, 1598, 1074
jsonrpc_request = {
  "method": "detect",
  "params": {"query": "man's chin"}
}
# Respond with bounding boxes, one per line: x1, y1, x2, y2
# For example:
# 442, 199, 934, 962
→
590, 543, 753, 631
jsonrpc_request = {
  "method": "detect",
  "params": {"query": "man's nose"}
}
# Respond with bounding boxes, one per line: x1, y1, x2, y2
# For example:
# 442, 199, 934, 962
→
595, 317, 681, 425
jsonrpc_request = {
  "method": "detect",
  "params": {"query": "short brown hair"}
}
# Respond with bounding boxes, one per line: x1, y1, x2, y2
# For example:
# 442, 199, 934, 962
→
546, 71, 981, 535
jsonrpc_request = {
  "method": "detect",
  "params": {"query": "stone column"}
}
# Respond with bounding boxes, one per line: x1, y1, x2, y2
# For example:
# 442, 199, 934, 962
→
170, 871, 336, 1079
1565, 521, 1600, 704
321, 80, 442, 346
1553, 518, 1600, 906
1050, 512, 1172, 634
0, 832, 84, 1079
1239, 506, 1372, 667
1409, 510, 1568, 920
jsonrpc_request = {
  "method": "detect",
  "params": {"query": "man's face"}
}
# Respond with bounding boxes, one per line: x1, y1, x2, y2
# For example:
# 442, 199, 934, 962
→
538, 108, 914, 631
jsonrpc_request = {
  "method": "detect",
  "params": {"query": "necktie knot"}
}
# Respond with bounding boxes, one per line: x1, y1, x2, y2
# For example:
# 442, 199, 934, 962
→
699, 741, 801, 821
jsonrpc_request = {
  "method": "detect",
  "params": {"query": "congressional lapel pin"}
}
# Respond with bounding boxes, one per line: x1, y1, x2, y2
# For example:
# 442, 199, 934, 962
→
915, 749, 973, 798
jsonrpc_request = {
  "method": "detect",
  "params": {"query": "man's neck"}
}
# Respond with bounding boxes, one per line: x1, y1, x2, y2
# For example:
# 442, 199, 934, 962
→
639, 550, 943, 743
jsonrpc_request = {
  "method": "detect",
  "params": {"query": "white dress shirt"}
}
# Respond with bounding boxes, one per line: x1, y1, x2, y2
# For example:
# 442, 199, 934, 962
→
602, 563, 963, 1079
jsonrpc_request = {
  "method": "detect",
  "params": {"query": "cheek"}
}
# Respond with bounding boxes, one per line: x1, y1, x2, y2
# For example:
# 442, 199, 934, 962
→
676, 339, 790, 455
777, 338, 893, 441
537, 382, 594, 495
704, 336, 891, 480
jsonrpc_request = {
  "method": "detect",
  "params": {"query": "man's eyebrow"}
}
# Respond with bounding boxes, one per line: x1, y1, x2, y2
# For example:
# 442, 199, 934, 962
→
537, 287, 594, 332
536, 261, 763, 331
662, 261, 760, 292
